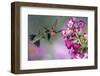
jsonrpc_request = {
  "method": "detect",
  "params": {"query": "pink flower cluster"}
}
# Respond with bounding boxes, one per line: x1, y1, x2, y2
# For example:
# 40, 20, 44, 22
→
61, 17, 88, 59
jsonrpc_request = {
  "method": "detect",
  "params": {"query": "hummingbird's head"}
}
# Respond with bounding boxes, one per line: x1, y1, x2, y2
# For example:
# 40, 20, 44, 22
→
50, 30, 56, 36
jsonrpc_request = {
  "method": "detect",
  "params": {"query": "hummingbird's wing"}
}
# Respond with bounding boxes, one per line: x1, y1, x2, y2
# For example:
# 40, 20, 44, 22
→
30, 34, 40, 47
32, 31, 46, 43
43, 26, 49, 32
43, 26, 51, 41
32, 34, 42, 43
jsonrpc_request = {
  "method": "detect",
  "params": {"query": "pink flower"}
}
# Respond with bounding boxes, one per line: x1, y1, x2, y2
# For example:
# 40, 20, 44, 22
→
83, 52, 88, 58
61, 29, 67, 37
77, 20, 85, 28
74, 23, 78, 28
78, 51, 88, 58
65, 40, 73, 49
62, 17, 88, 59
73, 43, 81, 50
69, 47, 78, 59
71, 33, 76, 38
73, 27, 81, 32
65, 17, 76, 28
84, 33, 88, 39
61, 28, 72, 37
69, 48, 88, 59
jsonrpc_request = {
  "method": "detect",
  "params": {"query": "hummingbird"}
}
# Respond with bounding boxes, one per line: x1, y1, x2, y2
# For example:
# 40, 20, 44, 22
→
30, 19, 61, 46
